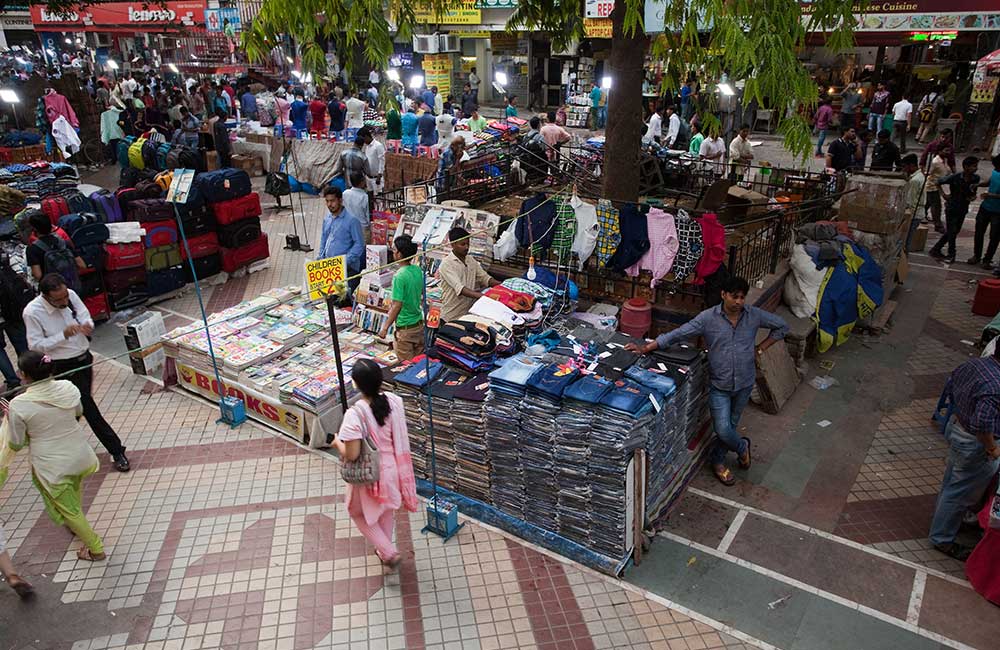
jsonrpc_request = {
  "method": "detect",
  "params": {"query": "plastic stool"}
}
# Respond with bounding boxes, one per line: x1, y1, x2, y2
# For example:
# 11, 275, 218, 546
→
417, 145, 439, 159
387, 139, 402, 153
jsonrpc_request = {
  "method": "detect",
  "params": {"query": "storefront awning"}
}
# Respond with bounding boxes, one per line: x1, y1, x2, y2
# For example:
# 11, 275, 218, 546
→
29, 1, 205, 33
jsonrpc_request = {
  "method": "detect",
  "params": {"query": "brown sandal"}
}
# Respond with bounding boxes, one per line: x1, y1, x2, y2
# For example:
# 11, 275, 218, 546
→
738, 437, 752, 470
714, 465, 736, 486
77, 548, 106, 562
7, 575, 34, 598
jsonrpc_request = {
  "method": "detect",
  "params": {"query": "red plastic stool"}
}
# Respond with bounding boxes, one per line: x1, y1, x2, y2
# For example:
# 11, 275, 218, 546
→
417, 145, 439, 159
973, 279, 1000, 316
387, 139, 402, 153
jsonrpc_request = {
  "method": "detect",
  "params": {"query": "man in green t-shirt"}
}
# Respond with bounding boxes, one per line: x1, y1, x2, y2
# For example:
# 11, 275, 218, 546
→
466, 106, 487, 133
379, 235, 425, 360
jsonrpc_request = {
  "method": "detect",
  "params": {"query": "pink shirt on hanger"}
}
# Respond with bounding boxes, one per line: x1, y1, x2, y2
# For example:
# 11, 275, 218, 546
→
626, 207, 679, 287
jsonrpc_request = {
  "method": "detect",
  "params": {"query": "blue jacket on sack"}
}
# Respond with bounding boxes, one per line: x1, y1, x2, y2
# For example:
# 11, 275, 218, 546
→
815, 241, 883, 353
608, 202, 650, 272
515, 193, 557, 253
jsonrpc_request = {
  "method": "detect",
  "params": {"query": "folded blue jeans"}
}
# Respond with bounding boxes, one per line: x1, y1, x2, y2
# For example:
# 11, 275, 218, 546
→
624, 365, 676, 398
708, 385, 752, 466
565, 375, 613, 404
488, 354, 545, 387
600, 380, 652, 416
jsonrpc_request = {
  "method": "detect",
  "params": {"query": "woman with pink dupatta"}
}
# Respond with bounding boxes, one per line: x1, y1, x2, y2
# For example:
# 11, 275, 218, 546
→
334, 358, 419, 567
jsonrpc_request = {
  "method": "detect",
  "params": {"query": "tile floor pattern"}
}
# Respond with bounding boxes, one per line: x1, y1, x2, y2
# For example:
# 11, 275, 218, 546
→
1, 359, 757, 650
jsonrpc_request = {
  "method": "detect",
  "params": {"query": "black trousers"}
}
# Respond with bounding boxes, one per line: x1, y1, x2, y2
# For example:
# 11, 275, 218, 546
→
973, 206, 1000, 263
52, 351, 125, 456
931, 208, 968, 259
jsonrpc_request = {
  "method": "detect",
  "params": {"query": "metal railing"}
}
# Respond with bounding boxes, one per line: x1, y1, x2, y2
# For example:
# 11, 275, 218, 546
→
375, 153, 525, 213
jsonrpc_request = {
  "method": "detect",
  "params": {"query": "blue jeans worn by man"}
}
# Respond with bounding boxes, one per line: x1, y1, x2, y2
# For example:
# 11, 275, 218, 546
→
0, 322, 28, 388
929, 418, 1000, 548
708, 386, 753, 466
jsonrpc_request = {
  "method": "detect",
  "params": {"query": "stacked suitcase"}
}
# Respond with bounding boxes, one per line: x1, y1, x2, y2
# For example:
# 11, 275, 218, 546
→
178, 202, 221, 282
195, 169, 269, 274
132, 198, 185, 299
57, 211, 112, 321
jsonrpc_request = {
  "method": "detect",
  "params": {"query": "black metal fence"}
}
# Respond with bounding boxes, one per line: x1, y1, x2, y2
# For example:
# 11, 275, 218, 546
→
375, 153, 525, 213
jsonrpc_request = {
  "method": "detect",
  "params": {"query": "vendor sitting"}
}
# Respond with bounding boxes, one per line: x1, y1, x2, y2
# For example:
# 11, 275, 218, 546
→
437, 226, 499, 323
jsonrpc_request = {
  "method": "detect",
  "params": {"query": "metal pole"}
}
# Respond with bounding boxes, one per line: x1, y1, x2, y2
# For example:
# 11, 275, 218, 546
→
324, 295, 350, 415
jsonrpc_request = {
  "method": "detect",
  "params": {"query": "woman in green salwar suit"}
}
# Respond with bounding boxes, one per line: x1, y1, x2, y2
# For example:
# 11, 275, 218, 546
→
0, 351, 106, 561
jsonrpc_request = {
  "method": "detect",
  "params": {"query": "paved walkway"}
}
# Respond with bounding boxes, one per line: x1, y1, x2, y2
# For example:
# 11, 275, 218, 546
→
3, 143, 999, 649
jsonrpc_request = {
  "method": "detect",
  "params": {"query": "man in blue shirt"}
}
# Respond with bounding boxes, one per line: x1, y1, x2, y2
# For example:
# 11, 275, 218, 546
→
240, 87, 257, 121
421, 87, 436, 113
589, 81, 602, 132
970, 154, 1000, 270
318, 186, 365, 300
290, 92, 309, 133
417, 109, 437, 147
627, 276, 789, 486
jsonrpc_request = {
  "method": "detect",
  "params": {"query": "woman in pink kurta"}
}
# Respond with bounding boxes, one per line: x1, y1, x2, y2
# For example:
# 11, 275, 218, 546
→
334, 359, 419, 567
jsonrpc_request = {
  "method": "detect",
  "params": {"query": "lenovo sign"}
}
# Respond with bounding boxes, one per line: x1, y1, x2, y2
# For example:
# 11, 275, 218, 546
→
30, 1, 204, 32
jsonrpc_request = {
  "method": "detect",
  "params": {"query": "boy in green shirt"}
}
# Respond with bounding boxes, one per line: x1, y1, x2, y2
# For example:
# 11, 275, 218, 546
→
467, 107, 488, 133
689, 122, 704, 155
379, 235, 425, 360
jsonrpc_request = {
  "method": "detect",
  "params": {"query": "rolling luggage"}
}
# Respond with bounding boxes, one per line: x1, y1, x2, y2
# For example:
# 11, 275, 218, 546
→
212, 192, 261, 225
220, 233, 269, 273
145, 244, 182, 271
103, 266, 146, 292
103, 242, 145, 270
146, 266, 185, 296
180, 232, 219, 260
182, 253, 222, 282
216, 217, 261, 249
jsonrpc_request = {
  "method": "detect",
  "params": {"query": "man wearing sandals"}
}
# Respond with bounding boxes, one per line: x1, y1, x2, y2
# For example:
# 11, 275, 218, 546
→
627, 276, 788, 486
928, 351, 1000, 561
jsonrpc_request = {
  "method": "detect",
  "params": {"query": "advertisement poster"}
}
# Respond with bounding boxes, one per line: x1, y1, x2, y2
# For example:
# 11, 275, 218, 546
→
305, 255, 347, 301
414, 1, 481, 24
205, 7, 240, 33
423, 53, 453, 95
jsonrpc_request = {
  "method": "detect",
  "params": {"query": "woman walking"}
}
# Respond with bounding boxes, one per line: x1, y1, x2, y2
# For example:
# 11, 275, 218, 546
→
0, 351, 106, 562
333, 359, 419, 568
0, 523, 34, 597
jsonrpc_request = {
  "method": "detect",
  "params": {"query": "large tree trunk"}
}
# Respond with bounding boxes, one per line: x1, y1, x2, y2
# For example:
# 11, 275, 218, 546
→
601, 0, 648, 203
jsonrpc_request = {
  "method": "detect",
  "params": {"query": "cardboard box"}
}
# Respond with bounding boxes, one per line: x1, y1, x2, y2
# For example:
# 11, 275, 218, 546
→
838, 176, 907, 234
204, 150, 219, 171
124, 312, 166, 376
721, 186, 770, 224
232, 154, 264, 177
908, 225, 928, 252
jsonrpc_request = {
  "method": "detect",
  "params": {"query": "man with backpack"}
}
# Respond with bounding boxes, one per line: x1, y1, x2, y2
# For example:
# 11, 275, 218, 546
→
917, 86, 945, 144
25, 211, 84, 289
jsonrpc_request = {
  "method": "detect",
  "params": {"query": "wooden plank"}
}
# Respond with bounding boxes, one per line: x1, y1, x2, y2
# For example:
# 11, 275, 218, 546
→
754, 341, 800, 415
868, 299, 898, 333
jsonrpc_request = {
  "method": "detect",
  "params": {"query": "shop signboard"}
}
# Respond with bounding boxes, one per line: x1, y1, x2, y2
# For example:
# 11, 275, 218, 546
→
424, 53, 453, 95
475, 0, 517, 7
971, 76, 998, 104
29, 1, 205, 32
413, 1, 482, 24
585, 0, 614, 19
305, 255, 347, 302
205, 7, 241, 33
584, 18, 613, 38
176, 362, 306, 440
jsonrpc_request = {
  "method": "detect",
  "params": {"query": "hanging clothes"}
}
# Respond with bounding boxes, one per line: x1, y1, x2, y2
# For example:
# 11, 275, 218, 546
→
50, 115, 81, 158
515, 193, 557, 256
570, 193, 598, 270
608, 202, 650, 273
44, 91, 79, 129
595, 199, 621, 268
693, 212, 726, 285
493, 225, 518, 262
672, 209, 703, 283
626, 207, 679, 287
550, 197, 577, 264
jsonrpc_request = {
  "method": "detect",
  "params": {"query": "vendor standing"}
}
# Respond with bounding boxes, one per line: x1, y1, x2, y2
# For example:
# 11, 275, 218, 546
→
437, 227, 499, 323
626, 276, 788, 486
929, 351, 1000, 560
317, 186, 365, 299
379, 235, 425, 361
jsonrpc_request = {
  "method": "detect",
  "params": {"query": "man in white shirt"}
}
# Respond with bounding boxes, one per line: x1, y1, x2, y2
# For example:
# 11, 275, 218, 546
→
23, 273, 130, 471
433, 86, 444, 117
699, 129, 727, 176
891, 96, 913, 153
365, 135, 386, 194
728, 124, 754, 177
343, 171, 371, 243
664, 106, 681, 148
119, 72, 137, 101
368, 68, 380, 85
644, 107, 663, 145
344, 90, 366, 129
468, 67, 480, 95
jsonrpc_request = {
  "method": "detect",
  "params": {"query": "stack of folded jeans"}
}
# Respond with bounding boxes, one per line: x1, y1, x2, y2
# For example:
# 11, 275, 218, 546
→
486, 354, 545, 517
590, 380, 654, 556
521, 363, 581, 532
424, 370, 471, 490
646, 344, 708, 441
393, 356, 446, 479
452, 373, 492, 503
556, 375, 614, 546
433, 319, 498, 373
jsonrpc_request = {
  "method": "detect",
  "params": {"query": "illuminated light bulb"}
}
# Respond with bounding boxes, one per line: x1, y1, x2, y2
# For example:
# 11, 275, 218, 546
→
526, 257, 537, 281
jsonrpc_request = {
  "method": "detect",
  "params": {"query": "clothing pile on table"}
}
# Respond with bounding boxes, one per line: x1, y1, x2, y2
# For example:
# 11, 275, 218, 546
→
0, 161, 79, 201
784, 222, 884, 353
431, 317, 498, 373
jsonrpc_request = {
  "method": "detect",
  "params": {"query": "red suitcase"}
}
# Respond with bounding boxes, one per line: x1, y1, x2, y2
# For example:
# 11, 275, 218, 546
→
180, 232, 219, 260
42, 196, 70, 225
139, 220, 178, 248
83, 292, 110, 321
220, 233, 269, 273
103, 242, 145, 270
211, 193, 262, 225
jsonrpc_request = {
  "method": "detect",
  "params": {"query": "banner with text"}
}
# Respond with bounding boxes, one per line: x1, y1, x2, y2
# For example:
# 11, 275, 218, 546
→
30, 1, 205, 32
414, 1, 482, 24
305, 256, 347, 302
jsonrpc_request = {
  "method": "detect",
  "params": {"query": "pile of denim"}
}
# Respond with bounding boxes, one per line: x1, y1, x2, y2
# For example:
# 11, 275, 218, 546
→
485, 354, 546, 517
452, 373, 492, 503
392, 356, 445, 479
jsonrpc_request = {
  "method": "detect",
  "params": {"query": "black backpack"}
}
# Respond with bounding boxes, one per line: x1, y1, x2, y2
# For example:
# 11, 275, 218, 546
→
0, 253, 35, 322
34, 236, 80, 292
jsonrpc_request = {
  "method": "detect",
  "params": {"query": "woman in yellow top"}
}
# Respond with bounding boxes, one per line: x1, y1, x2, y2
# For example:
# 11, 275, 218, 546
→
0, 351, 106, 561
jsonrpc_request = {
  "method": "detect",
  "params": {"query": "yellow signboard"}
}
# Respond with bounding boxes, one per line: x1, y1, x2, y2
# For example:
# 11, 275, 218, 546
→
176, 362, 306, 440
305, 255, 347, 301
456, 30, 490, 38
584, 18, 613, 39
414, 1, 481, 24
971, 77, 998, 105
424, 53, 453, 96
